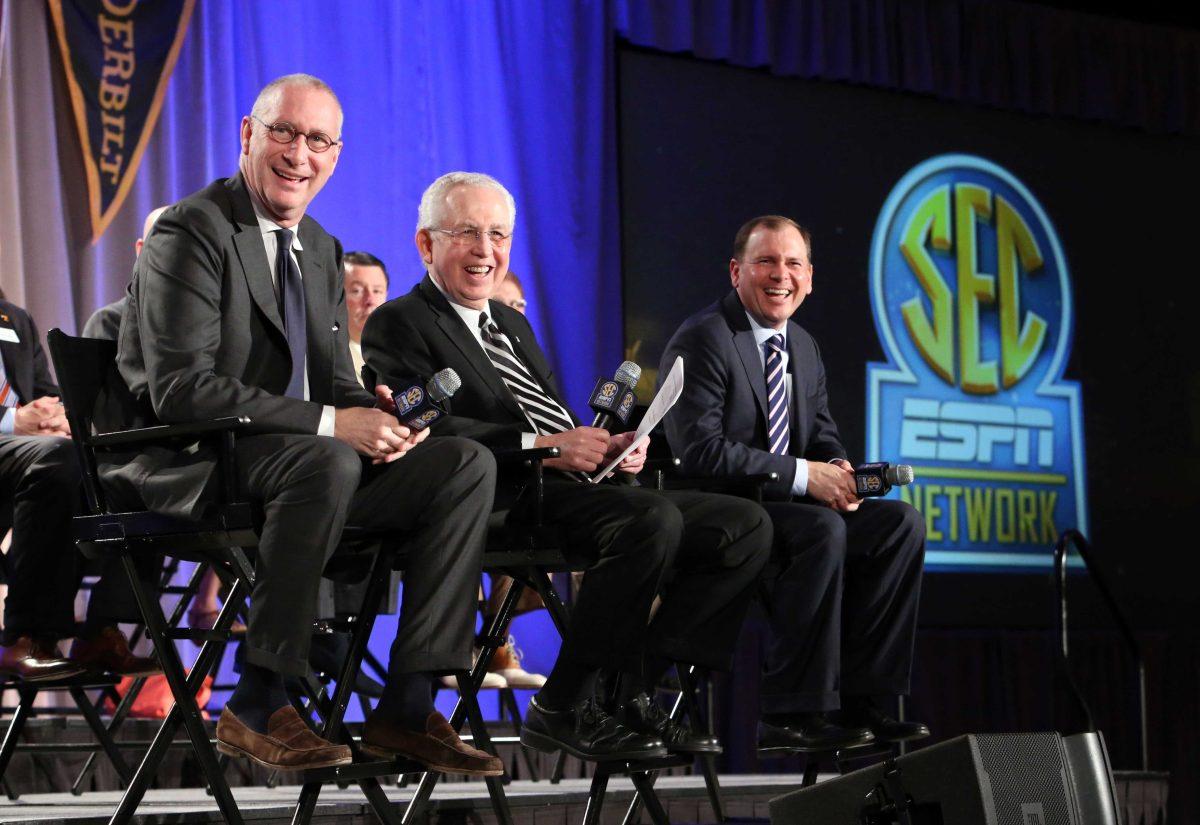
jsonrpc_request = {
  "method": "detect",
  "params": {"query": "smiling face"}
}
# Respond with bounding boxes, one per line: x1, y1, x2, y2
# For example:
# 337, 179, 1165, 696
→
730, 223, 813, 329
416, 185, 512, 310
239, 82, 342, 227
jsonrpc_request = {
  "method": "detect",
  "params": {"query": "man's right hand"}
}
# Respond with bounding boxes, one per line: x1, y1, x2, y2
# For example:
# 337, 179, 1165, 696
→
535, 426, 610, 473
806, 459, 860, 511
334, 407, 412, 463
14, 396, 70, 437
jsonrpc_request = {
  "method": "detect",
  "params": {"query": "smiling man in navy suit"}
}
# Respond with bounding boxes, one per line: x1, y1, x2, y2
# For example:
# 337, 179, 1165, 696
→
661, 215, 929, 752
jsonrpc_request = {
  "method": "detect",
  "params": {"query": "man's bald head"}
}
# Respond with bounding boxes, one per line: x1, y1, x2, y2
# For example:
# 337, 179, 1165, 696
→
135, 205, 170, 257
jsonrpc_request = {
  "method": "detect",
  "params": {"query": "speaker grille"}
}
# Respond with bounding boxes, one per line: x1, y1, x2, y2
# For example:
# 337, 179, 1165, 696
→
975, 733, 1076, 825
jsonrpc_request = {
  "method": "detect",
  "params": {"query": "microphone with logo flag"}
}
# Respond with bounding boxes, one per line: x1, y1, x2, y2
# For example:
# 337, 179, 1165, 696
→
588, 361, 641, 430
392, 368, 460, 431
853, 462, 915, 497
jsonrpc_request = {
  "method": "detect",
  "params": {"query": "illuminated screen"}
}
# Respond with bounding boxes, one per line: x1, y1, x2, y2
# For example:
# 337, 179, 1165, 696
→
618, 45, 1198, 584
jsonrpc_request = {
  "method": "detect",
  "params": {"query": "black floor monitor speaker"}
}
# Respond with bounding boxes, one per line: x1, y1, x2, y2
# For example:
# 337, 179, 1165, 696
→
768, 731, 1120, 825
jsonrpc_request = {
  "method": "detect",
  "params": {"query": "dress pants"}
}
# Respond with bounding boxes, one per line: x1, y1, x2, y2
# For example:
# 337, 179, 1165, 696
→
1, 435, 143, 643
758, 497, 925, 714
234, 434, 494, 677
523, 480, 772, 678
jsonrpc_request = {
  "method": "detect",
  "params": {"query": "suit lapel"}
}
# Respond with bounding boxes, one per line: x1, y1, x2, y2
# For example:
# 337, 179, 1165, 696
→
786, 322, 806, 456
0, 341, 24, 402
298, 222, 332, 400
418, 278, 526, 422
227, 177, 286, 341
722, 292, 769, 424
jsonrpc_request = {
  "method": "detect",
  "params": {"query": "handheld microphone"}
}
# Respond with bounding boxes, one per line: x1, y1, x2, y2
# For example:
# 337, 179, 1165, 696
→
589, 361, 641, 430
853, 462, 915, 497
393, 368, 461, 431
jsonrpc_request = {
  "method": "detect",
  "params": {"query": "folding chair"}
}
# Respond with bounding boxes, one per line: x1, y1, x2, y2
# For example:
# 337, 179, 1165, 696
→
287, 527, 516, 825
399, 446, 684, 825
48, 329, 255, 825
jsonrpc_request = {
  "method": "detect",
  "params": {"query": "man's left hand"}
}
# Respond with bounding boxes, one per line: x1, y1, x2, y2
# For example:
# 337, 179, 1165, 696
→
607, 431, 649, 475
374, 384, 396, 414
829, 458, 861, 512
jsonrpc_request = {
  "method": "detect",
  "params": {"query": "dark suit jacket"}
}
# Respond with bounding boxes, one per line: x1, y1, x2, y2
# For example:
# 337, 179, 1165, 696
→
660, 290, 845, 501
0, 300, 59, 405
362, 274, 578, 448
107, 174, 372, 518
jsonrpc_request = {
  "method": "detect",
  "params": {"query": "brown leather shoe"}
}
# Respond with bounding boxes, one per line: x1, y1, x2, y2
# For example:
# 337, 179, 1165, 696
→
69, 626, 162, 677
0, 636, 86, 682
216, 706, 352, 770
362, 711, 504, 776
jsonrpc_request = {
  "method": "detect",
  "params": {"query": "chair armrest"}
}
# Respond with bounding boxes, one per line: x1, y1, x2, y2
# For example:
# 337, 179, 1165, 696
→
492, 446, 561, 465
90, 416, 252, 448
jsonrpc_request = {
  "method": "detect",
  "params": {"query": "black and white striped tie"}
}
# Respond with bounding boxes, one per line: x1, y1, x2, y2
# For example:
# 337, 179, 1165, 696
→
478, 313, 575, 436
765, 334, 790, 455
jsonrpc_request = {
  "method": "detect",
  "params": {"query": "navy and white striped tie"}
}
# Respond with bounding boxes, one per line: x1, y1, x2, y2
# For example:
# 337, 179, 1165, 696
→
765, 334, 790, 455
479, 313, 588, 481
479, 313, 575, 435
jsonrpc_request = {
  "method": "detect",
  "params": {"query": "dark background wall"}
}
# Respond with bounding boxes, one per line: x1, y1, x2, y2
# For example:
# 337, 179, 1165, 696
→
617, 43, 1199, 819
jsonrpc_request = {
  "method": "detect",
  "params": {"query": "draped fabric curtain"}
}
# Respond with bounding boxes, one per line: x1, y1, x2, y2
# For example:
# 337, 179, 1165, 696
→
3, 0, 1198, 408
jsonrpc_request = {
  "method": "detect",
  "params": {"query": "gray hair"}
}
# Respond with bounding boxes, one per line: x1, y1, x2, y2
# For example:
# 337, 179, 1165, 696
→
417, 172, 516, 232
250, 73, 343, 136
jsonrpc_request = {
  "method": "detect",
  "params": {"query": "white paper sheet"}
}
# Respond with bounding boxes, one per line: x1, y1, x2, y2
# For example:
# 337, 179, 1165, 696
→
590, 356, 685, 483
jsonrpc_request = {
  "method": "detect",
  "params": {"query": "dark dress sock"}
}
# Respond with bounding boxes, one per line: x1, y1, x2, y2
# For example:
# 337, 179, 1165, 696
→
371, 671, 437, 731
226, 661, 290, 733
535, 659, 595, 711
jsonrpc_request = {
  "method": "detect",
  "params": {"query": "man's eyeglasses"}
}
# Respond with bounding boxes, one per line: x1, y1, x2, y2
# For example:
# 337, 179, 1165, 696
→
252, 115, 340, 153
430, 227, 513, 248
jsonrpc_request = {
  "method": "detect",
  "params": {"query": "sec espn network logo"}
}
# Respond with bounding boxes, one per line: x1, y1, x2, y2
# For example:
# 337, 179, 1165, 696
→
866, 155, 1087, 570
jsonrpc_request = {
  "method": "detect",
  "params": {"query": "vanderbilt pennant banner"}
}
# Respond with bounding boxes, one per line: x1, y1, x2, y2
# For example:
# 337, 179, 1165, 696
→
47, 0, 195, 241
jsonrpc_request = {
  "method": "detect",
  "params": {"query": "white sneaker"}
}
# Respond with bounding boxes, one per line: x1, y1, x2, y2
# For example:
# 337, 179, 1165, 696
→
439, 648, 508, 690
488, 635, 547, 689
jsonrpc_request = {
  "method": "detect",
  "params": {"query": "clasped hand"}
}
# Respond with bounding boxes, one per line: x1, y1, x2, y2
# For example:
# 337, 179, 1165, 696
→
14, 396, 70, 437
806, 458, 861, 512
333, 385, 429, 463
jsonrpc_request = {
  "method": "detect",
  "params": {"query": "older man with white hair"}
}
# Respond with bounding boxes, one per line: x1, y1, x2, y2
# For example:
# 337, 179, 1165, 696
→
362, 171, 773, 762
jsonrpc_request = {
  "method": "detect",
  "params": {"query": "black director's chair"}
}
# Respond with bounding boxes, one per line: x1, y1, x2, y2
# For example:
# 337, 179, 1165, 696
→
48, 329, 255, 825
399, 446, 687, 825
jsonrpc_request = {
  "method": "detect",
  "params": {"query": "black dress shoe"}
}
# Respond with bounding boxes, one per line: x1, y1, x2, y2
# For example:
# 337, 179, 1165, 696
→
522, 695, 668, 761
617, 692, 722, 755
757, 713, 875, 753
0, 636, 85, 682
834, 701, 930, 743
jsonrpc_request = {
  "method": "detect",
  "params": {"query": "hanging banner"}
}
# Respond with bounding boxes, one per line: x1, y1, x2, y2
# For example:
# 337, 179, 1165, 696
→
47, 0, 194, 242
866, 154, 1087, 571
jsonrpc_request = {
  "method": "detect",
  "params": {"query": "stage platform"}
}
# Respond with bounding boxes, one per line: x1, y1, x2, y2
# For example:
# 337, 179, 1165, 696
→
0, 773, 787, 824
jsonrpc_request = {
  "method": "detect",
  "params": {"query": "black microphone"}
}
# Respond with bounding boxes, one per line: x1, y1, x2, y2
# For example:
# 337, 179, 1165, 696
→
588, 361, 641, 430
392, 368, 461, 431
853, 462, 915, 497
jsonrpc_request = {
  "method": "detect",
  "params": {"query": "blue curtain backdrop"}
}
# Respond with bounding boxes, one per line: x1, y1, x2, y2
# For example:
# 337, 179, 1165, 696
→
5, 0, 1198, 413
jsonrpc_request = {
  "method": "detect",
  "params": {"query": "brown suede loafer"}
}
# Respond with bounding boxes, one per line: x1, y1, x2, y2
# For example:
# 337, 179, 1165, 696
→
216, 706, 352, 770
361, 711, 504, 776
69, 626, 162, 677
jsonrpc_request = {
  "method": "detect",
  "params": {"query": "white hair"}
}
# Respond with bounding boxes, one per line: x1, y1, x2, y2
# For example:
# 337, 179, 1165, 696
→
416, 172, 516, 232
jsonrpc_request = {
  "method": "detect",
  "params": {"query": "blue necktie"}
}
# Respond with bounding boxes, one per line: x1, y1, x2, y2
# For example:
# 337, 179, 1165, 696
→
765, 334, 790, 455
275, 229, 307, 400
